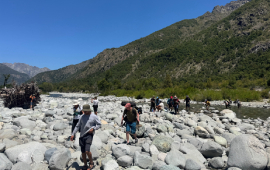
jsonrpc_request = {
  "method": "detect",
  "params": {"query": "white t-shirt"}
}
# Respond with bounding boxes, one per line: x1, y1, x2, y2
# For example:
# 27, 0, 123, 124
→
160, 103, 164, 110
93, 99, 99, 106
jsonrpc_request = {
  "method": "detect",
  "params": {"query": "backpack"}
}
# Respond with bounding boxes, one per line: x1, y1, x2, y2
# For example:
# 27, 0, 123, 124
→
123, 108, 137, 123
135, 106, 143, 114
121, 101, 136, 107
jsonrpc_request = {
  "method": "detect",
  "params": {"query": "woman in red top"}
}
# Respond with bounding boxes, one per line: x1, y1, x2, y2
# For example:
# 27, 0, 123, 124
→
173, 95, 180, 114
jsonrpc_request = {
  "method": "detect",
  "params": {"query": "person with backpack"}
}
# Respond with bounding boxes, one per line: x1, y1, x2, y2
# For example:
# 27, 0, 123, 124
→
167, 96, 174, 111
184, 95, 191, 111
173, 96, 180, 114
205, 99, 210, 110
72, 101, 83, 134
70, 104, 101, 170
121, 103, 139, 145
150, 96, 156, 112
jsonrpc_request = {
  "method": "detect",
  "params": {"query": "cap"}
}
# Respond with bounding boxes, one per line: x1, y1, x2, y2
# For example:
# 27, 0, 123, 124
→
170, 96, 173, 99
82, 104, 91, 111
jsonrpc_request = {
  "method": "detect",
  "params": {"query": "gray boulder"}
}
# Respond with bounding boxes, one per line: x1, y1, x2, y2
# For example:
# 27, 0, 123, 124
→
185, 159, 201, 170
136, 125, 145, 138
96, 131, 109, 144
165, 113, 174, 122
134, 151, 153, 169
45, 148, 57, 162
209, 157, 224, 169
13, 117, 36, 130
49, 148, 71, 170
142, 143, 150, 153
53, 123, 66, 131
32, 163, 49, 170
112, 144, 130, 159
179, 142, 206, 165
0, 153, 12, 170
117, 155, 133, 167
11, 162, 31, 170
200, 141, 223, 158
152, 135, 173, 152
0, 129, 16, 139
5, 142, 47, 164
159, 165, 181, 170
45, 110, 56, 117
228, 134, 268, 170
157, 124, 167, 133
238, 123, 255, 131
103, 159, 118, 170
152, 161, 166, 170
194, 126, 209, 138
222, 133, 236, 146
165, 150, 186, 169
0, 143, 6, 152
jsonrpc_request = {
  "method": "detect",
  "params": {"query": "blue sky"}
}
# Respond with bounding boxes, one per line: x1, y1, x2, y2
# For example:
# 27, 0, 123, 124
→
0, 0, 232, 70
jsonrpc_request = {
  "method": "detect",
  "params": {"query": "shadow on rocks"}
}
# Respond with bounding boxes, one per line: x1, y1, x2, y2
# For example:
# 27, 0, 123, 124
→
66, 162, 80, 170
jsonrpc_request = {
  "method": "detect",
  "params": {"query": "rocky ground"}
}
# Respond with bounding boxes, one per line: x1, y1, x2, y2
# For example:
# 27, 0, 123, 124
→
0, 94, 270, 170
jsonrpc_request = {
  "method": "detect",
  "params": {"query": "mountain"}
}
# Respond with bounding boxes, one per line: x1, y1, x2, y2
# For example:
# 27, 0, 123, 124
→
0, 64, 30, 85
3, 63, 50, 78
30, 0, 251, 84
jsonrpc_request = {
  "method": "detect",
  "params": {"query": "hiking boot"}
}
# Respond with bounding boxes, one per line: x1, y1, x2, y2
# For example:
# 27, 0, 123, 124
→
135, 138, 138, 143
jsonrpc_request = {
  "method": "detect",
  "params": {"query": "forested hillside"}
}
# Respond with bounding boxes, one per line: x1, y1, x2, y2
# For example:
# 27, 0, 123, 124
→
37, 0, 270, 101
32, 0, 250, 84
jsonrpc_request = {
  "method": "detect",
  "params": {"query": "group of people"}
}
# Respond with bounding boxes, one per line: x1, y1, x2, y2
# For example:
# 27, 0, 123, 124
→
70, 98, 141, 170
224, 99, 241, 109
150, 95, 191, 114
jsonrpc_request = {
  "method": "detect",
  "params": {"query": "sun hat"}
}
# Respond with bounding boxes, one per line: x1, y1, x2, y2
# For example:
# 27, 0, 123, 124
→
82, 104, 91, 111
125, 103, 131, 108
73, 100, 79, 105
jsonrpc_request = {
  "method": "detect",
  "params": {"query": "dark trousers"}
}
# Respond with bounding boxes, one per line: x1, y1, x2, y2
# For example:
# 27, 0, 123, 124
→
72, 119, 79, 134
150, 103, 155, 112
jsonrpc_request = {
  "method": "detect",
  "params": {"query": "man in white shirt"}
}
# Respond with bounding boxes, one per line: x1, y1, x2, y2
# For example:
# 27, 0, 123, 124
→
91, 97, 99, 115
72, 101, 82, 134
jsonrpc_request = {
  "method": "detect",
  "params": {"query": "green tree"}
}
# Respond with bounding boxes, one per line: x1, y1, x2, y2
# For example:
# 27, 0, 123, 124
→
39, 82, 54, 92
163, 74, 173, 88
3, 74, 10, 86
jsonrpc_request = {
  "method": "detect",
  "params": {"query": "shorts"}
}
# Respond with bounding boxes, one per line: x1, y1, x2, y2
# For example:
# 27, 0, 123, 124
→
186, 103, 190, 107
126, 121, 136, 134
168, 104, 173, 108
30, 102, 33, 106
93, 105, 98, 112
79, 134, 93, 153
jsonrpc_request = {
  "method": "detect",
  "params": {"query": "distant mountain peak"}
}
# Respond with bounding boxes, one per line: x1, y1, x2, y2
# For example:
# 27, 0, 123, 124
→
212, 0, 251, 14
2, 63, 50, 78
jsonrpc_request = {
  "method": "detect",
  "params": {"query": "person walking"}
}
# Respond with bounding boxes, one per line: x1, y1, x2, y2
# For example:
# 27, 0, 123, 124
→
72, 101, 82, 134
167, 96, 174, 111
121, 103, 139, 145
91, 97, 98, 115
29, 94, 36, 110
150, 96, 156, 112
155, 96, 161, 110
205, 99, 210, 110
70, 104, 101, 170
236, 99, 241, 108
173, 96, 180, 114
184, 95, 191, 111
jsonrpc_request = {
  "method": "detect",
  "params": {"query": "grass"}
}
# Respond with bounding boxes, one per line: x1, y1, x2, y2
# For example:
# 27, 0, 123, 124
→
103, 87, 264, 102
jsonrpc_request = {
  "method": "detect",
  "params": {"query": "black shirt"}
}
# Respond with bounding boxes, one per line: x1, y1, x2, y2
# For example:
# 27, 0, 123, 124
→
185, 97, 191, 104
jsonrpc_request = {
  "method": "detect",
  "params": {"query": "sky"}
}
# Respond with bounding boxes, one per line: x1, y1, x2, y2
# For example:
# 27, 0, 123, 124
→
0, 0, 232, 70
